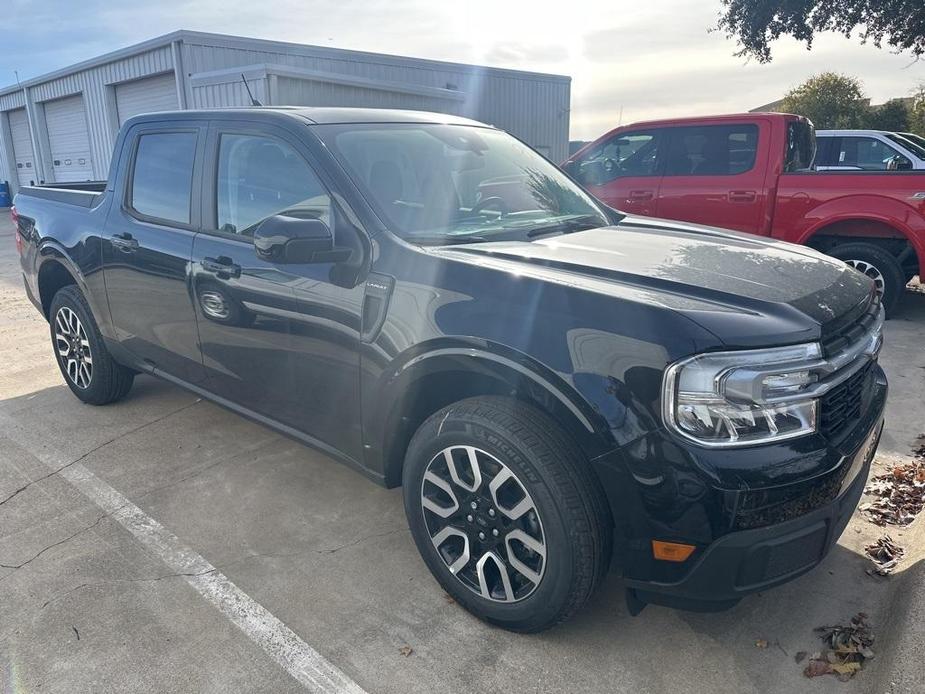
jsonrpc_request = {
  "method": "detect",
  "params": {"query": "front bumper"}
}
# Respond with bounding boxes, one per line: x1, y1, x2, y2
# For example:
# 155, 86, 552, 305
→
597, 366, 887, 613
625, 417, 881, 611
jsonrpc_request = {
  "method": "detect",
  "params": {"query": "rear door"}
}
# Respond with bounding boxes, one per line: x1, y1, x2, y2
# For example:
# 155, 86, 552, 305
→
101, 121, 207, 383
569, 129, 665, 216
190, 121, 365, 459
655, 122, 768, 233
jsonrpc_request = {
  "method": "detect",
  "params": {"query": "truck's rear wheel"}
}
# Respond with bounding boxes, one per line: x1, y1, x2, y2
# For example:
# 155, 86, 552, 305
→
49, 285, 134, 405
402, 396, 611, 632
829, 242, 905, 317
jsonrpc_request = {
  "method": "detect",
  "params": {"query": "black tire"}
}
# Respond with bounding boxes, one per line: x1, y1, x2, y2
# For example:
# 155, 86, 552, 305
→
829, 242, 905, 317
402, 396, 611, 632
49, 285, 134, 405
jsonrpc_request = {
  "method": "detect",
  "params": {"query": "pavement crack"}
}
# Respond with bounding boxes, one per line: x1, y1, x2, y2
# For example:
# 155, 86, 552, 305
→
40, 567, 218, 609
316, 527, 407, 555
0, 399, 201, 509
0, 512, 109, 571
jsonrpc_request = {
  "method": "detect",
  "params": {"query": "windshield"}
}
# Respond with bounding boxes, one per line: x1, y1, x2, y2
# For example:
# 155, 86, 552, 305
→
315, 123, 610, 244
885, 132, 925, 160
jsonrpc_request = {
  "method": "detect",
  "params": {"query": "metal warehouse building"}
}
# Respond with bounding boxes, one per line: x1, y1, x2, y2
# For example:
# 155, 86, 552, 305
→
0, 30, 571, 195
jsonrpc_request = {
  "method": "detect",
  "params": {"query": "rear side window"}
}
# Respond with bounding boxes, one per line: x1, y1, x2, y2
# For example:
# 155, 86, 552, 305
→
572, 130, 662, 185
664, 124, 758, 176
130, 132, 197, 224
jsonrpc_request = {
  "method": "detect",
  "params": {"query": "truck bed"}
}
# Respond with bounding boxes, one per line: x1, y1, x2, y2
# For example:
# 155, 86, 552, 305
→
18, 184, 105, 209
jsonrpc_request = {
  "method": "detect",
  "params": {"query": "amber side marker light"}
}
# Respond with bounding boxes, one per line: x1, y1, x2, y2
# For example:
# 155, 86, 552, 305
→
652, 540, 696, 562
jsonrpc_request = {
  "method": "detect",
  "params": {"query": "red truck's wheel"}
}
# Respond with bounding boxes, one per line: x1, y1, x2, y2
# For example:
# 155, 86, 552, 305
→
830, 243, 905, 317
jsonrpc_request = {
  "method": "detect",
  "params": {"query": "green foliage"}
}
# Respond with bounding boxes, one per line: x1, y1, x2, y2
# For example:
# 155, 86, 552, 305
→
779, 73, 868, 129
911, 86, 925, 135
717, 0, 925, 63
864, 99, 910, 132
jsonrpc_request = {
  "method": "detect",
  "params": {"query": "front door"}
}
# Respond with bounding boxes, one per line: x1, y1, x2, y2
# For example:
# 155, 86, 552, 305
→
102, 122, 207, 383
654, 122, 769, 234
569, 129, 664, 216
191, 123, 366, 460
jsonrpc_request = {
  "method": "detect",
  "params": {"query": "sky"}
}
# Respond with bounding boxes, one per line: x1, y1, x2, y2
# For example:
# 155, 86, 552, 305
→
3, 0, 923, 140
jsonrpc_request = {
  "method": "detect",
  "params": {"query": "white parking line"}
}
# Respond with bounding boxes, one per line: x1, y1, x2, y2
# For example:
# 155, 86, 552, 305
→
0, 413, 368, 694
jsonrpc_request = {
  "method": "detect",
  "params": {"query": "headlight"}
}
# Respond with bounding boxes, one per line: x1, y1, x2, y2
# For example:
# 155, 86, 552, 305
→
662, 343, 823, 447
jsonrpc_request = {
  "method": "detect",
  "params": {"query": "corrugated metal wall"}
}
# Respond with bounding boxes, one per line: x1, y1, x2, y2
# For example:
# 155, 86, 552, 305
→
181, 36, 569, 161
0, 45, 177, 192
0, 32, 570, 197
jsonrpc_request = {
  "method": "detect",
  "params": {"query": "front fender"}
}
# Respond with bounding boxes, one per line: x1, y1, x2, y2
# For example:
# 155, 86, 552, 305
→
364, 337, 628, 486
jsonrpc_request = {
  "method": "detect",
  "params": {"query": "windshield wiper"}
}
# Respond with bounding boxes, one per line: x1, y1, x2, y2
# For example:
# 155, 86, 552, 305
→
525, 214, 605, 238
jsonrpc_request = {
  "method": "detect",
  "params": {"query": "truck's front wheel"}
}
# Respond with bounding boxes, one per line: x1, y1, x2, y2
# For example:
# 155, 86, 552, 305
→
829, 242, 905, 317
49, 285, 134, 405
402, 396, 611, 632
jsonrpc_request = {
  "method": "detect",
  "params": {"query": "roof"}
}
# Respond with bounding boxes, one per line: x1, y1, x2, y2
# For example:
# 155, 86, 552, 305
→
0, 30, 570, 98
618, 112, 803, 130
123, 107, 491, 128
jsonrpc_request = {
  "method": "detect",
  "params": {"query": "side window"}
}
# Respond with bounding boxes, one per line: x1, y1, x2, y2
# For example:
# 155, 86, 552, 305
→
664, 124, 759, 176
837, 137, 902, 170
130, 132, 197, 224
573, 130, 661, 185
216, 134, 331, 236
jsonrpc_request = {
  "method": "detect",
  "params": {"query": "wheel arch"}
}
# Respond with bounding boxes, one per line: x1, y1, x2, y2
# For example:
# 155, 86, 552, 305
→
371, 342, 612, 488
799, 212, 924, 278
36, 248, 83, 318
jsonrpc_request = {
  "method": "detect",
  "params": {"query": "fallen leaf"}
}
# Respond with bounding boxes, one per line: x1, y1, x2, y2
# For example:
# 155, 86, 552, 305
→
755, 639, 768, 649
803, 659, 832, 678
398, 645, 413, 657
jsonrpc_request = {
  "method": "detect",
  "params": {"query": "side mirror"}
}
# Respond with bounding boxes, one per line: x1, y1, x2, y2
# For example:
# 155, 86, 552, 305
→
253, 215, 336, 264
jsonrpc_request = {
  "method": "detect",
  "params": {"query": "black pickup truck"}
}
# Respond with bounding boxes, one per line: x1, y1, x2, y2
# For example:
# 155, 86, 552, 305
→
13, 108, 886, 632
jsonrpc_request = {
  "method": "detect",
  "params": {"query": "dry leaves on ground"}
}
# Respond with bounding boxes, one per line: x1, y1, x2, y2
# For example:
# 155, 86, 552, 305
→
398, 645, 413, 657
860, 459, 925, 526
864, 535, 905, 576
802, 613, 874, 681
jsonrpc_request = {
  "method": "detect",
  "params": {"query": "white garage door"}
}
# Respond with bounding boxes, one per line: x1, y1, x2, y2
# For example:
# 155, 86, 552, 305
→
9, 108, 36, 188
116, 73, 179, 124
44, 95, 94, 182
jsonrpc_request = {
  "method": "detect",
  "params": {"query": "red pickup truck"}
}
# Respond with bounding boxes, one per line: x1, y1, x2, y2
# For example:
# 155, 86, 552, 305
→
563, 113, 925, 315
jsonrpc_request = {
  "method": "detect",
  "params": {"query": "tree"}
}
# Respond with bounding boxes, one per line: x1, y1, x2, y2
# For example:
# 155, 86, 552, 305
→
779, 73, 868, 129
717, 0, 925, 63
911, 85, 925, 134
864, 99, 910, 131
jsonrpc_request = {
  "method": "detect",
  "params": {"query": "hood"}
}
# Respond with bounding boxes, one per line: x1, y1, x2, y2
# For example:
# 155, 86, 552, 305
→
429, 215, 874, 346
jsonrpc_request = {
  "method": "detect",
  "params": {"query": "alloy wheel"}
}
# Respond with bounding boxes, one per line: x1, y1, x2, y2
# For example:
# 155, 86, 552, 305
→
54, 306, 93, 389
845, 259, 886, 296
421, 445, 546, 602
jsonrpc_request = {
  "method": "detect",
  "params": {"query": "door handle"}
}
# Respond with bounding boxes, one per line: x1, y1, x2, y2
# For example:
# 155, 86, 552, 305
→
201, 256, 242, 278
627, 190, 654, 201
728, 190, 757, 203
111, 232, 139, 252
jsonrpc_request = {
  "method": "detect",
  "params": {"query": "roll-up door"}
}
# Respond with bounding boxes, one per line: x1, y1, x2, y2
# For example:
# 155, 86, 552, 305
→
44, 95, 94, 182
115, 73, 179, 124
9, 108, 36, 188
